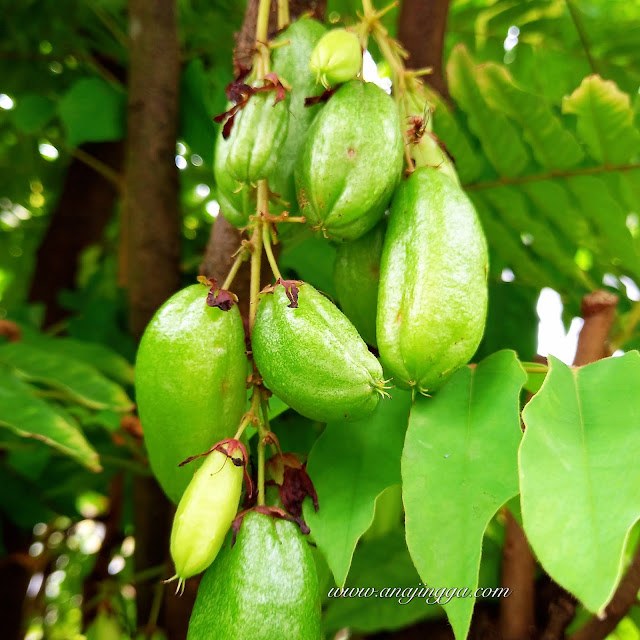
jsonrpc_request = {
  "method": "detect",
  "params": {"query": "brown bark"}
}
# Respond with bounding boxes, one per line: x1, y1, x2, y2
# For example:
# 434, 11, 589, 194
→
125, 0, 181, 339
398, 0, 452, 96
572, 290, 618, 366
500, 510, 536, 640
568, 545, 640, 640
124, 0, 181, 631
28, 142, 123, 327
499, 356, 547, 640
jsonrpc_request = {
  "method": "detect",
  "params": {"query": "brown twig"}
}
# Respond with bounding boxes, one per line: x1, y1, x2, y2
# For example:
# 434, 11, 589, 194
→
568, 545, 640, 640
499, 356, 547, 639
572, 290, 618, 366
463, 163, 640, 192
500, 510, 536, 640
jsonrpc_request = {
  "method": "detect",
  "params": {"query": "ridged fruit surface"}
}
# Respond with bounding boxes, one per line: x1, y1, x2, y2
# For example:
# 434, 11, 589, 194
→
226, 91, 289, 184
252, 281, 385, 422
377, 167, 488, 393
295, 80, 403, 242
188, 511, 321, 640
135, 285, 247, 503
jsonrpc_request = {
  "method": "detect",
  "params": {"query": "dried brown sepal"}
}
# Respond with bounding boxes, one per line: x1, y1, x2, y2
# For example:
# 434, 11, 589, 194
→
304, 86, 338, 107
277, 278, 301, 308
230, 505, 311, 545
266, 452, 301, 485
201, 277, 238, 311
177, 437, 254, 501
260, 278, 303, 308
213, 70, 289, 138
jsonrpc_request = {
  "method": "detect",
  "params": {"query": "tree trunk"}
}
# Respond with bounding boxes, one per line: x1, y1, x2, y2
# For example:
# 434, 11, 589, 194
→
124, 0, 181, 632
28, 142, 123, 327
398, 0, 452, 96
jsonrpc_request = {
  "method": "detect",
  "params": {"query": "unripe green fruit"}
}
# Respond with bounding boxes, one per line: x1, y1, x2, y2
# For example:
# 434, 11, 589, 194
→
377, 167, 488, 393
214, 127, 253, 228
295, 81, 403, 242
309, 28, 362, 88
187, 511, 321, 640
270, 18, 327, 221
170, 444, 244, 591
135, 285, 248, 503
252, 281, 386, 422
226, 91, 290, 184
334, 221, 385, 347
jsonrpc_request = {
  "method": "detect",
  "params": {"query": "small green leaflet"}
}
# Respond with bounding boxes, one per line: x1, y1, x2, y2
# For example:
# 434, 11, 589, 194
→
0, 368, 101, 471
403, 350, 526, 640
0, 342, 133, 412
520, 353, 640, 614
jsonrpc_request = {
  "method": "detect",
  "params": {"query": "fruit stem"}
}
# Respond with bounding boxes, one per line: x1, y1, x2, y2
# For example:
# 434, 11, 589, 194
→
257, 431, 266, 506
256, 0, 271, 79
262, 222, 282, 281
277, 0, 290, 30
249, 183, 267, 333
222, 246, 248, 291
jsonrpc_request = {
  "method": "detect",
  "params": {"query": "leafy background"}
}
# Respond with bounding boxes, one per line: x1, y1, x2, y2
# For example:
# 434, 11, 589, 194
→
1, 0, 640, 639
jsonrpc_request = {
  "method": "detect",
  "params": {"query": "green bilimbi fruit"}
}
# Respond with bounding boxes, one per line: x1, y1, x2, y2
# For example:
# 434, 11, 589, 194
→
214, 128, 253, 228
226, 90, 290, 184
334, 221, 385, 347
187, 511, 321, 640
309, 28, 362, 89
170, 441, 245, 592
377, 167, 488, 393
295, 80, 403, 242
252, 280, 387, 422
135, 284, 247, 503
215, 18, 327, 231
270, 18, 327, 220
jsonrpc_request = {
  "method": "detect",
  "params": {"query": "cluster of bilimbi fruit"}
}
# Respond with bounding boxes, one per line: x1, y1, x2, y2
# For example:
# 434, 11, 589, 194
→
135, 15, 488, 640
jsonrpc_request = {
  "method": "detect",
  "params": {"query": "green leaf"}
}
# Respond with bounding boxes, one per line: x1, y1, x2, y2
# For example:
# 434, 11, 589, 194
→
0, 368, 101, 471
403, 350, 526, 640
180, 59, 217, 165
323, 530, 444, 635
20, 329, 134, 386
0, 342, 133, 412
58, 77, 126, 147
562, 75, 640, 165
10, 94, 56, 134
303, 390, 412, 587
520, 353, 640, 614
478, 64, 584, 171
447, 45, 530, 178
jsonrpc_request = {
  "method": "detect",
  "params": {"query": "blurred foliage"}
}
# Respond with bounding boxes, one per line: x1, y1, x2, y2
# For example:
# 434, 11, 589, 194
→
1, 0, 640, 637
